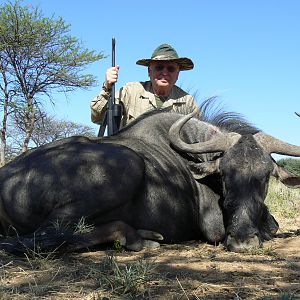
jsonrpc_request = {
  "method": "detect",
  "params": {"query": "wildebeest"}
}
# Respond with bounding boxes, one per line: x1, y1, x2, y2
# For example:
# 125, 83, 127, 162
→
0, 102, 300, 254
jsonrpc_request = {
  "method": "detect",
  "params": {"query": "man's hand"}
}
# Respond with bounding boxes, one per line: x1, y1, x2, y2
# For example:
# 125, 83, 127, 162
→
105, 65, 120, 89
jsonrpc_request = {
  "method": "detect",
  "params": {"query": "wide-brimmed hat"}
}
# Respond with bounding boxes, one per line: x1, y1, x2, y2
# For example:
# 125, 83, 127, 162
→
136, 44, 194, 71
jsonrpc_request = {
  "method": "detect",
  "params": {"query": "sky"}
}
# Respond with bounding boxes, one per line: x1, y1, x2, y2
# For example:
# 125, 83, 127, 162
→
16, 0, 300, 156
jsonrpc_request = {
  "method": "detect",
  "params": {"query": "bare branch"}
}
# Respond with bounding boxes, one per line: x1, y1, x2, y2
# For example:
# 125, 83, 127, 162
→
0, 0, 104, 160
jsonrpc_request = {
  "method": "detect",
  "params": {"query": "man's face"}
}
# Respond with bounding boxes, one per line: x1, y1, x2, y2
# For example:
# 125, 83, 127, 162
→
148, 61, 180, 90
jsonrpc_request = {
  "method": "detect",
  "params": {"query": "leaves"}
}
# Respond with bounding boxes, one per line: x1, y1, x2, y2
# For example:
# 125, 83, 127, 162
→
277, 158, 300, 176
0, 0, 104, 163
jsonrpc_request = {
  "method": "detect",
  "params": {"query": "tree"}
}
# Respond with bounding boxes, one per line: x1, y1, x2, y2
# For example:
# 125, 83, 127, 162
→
29, 115, 96, 147
277, 158, 300, 176
0, 0, 104, 165
6, 111, 96, 160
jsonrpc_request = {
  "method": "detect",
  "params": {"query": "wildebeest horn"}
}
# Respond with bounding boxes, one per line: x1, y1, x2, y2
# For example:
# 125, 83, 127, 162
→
254, 132, 300, 157
169, 109, 241, 154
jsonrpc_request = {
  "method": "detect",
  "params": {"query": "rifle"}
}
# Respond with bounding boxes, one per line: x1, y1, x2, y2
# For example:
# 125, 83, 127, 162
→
98, 38, 122, 137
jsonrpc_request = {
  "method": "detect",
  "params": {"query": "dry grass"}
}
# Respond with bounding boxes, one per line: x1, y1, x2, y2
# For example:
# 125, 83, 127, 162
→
0, 179, 299, 299
266, 178, 300, 219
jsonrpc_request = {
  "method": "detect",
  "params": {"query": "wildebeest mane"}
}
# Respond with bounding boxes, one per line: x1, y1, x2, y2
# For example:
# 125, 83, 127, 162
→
198, 97, 260, 135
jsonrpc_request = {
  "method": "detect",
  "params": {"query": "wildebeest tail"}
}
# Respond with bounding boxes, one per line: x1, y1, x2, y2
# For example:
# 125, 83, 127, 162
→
0, 228, 86, 256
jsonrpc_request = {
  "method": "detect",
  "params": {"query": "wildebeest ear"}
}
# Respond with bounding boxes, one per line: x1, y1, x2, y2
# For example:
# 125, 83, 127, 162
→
272, 163, 300, 188
188, 159, 220, 179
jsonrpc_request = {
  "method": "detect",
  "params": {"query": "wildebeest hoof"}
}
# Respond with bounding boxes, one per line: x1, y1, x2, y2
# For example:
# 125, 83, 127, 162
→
142, 240, 161, 249
126, 239, 161, 251
125, 240, 144, 251
137, 229, 164, 241
125, 230, 163, 251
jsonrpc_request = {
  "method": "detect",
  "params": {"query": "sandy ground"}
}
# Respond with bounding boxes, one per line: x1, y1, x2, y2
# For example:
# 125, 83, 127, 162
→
0, 217, 299, 300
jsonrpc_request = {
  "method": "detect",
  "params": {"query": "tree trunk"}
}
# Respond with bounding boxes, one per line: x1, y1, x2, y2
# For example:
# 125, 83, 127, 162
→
21, 99, 36, 153
0, 134, 6, 167
0, 94, 9, 166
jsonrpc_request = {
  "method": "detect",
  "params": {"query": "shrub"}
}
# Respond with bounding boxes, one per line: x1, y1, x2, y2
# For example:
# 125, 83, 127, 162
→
277, 158, 300, 176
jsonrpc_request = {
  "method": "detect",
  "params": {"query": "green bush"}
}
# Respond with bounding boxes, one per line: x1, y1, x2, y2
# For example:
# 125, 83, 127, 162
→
277, 158, 300, 176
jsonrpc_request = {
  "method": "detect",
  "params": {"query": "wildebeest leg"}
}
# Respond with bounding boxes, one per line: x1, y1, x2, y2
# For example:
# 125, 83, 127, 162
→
0, 228, 76, 255
197, 184, 225, 243
68, 221, 163, 252
0, 221, 163, 255
260, 209, 279, 240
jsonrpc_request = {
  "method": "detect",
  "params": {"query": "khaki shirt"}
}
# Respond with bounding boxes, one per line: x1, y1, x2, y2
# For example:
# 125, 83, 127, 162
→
90, 81, 198, 127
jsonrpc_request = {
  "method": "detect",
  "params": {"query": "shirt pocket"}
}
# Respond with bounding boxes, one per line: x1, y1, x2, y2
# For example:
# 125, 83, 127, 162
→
128, 96, 153, 119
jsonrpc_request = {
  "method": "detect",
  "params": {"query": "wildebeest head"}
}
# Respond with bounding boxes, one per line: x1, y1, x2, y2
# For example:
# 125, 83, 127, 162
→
169, 110, 300, 252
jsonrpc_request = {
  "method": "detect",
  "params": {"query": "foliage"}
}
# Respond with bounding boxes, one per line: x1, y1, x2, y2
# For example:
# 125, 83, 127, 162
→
73, 217, 95, 234
6, 112, 96, 160
0, 0, 104, 164
277, 158, 300, 176
0, 0, 103, 93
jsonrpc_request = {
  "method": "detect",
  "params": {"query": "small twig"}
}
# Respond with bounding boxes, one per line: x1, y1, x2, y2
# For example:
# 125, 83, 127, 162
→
0, 261, 13, 268
176, 276, 189, 300
193, 292, 201, 300
50, 266, 61, 283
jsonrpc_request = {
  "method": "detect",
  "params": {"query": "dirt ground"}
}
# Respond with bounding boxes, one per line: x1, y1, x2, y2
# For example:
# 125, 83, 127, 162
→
0, 215, 299, 300
136, 225, 300, 300
89, 216, 300, 300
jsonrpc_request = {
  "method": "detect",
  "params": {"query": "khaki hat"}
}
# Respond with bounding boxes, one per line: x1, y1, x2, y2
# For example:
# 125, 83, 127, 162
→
136, 44, 194, 71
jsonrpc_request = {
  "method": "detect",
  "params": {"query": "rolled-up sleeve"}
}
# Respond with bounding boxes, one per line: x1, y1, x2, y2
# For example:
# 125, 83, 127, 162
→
90, 90, 110, 124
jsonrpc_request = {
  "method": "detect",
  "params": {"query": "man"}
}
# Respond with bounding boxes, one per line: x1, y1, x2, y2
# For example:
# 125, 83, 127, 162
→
90, 44, 198, 128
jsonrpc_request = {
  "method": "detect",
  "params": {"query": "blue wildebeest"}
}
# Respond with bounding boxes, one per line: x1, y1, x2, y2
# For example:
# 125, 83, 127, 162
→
0, 103, 299, 254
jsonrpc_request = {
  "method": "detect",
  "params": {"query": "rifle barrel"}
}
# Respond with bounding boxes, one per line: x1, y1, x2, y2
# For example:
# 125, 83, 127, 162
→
111, 38, 116, 107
